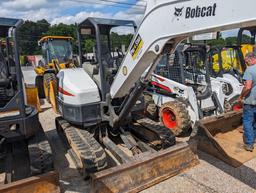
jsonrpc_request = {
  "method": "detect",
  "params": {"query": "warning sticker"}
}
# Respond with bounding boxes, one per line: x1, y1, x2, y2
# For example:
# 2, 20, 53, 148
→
130, 34, 143, 60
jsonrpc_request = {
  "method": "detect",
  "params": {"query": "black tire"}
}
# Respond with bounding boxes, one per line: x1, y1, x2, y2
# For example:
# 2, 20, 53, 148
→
27, 126, 54, 175
159, 101, 191, 136
144, 94, 158, 120
35, 75, 45, 98
43, 73, 57, 103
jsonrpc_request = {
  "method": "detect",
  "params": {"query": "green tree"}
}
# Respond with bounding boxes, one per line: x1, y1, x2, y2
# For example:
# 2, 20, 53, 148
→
240, 34, 252, 44
225, 37, 237, 45
46, 23, 77, 53
18, 19, 50, 55
110, 32, 133, 51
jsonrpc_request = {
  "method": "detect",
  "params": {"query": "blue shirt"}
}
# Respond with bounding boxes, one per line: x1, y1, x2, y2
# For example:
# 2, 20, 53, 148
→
243, 64, 256, 105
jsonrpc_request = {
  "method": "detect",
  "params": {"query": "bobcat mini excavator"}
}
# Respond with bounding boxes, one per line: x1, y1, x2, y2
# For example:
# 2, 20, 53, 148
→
0, 18, 58, 193
55, 0, 256, 192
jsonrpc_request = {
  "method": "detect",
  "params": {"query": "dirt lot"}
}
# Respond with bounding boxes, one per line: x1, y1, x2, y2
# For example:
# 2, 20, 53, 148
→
24, 67, 256, 193
39, 102, 256, 193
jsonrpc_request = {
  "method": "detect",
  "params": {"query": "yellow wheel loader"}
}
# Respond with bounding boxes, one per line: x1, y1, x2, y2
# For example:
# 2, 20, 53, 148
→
35, 36, 76, 112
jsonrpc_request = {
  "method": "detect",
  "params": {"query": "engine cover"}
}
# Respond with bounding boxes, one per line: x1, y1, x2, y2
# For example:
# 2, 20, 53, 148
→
57, 68, 100, 105
57, 68, 101, 126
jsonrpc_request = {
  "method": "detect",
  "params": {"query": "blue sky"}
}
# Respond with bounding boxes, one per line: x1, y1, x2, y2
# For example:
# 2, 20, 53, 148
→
63, 0, 141, 16
0, 0, 146, 25
0, 0, 238, 38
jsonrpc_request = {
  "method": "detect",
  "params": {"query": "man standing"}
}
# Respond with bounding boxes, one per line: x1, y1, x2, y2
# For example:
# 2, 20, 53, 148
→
239, 52, 256, 151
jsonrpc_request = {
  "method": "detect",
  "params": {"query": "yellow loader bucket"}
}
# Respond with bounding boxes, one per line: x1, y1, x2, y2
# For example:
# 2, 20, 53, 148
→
25, 84, 42, 112
0, 171, 60, 193
195, 110, 256, 167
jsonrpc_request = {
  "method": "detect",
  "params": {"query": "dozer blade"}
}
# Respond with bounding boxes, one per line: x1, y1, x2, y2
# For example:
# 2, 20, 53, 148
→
0, 171, 60, 193
195, 110, 256, 167
25, 84, 42, 112
91, 140, 198, 193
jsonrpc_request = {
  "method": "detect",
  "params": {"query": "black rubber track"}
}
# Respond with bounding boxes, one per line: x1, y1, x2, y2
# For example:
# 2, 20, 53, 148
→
27, 125, 54, 175
55, 117, 107, 178
133, 116, 176, 150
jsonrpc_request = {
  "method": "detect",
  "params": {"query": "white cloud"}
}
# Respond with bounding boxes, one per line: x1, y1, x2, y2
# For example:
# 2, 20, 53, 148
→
51, 11, 112, 25
0, 0, 147, 35
2, 0, 49, 11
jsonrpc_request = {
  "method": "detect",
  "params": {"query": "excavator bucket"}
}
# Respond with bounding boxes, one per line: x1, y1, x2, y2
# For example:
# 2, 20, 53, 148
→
195, 110, 256, 167
91, 141, 199, 193
0, 171, 60, 193
25, 84, 42, 112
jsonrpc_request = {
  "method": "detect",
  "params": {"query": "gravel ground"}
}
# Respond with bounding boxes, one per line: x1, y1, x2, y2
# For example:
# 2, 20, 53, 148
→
23, 67, 256, 193
39, 103, 256, 193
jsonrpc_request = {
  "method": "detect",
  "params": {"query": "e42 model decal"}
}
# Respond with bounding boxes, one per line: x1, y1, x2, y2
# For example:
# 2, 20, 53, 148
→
130, 34, 143, 60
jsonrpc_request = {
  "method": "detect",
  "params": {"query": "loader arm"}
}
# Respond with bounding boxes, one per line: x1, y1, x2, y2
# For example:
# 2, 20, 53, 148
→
110, 0, 256, 99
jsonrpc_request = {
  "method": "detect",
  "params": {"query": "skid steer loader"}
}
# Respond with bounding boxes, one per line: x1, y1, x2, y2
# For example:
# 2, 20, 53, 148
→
35, 36, 76, 112
54, 0, 256, 192
0, 18, 59, 193
146, 43, 243, 135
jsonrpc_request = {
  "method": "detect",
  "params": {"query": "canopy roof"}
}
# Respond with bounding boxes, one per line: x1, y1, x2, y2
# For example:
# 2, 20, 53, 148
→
78, 17, 136, 35
0, 17, 22, 37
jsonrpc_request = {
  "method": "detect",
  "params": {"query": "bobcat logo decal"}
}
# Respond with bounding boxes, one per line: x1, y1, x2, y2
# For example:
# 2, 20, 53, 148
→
174, 7, 184, 17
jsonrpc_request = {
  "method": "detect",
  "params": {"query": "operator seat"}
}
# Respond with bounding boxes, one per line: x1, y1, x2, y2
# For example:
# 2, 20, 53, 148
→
101, 44, 114, 68
168, 50, 185, 84
100, 44, 117, 86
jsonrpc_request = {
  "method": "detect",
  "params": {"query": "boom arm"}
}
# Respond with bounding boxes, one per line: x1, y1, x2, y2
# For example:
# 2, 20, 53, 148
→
110, 0, 256, 99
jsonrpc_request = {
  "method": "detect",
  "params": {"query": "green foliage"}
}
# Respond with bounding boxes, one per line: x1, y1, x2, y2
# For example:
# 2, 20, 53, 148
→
110, 32, 133, 51
240, 34, 252, 44
46, 23, 76, 37
46, 23, 78, 53
207, 38, 226, 46
18, 19, 50, 55
83, 38, 96, 53
18, 19, 253, 56
17, 18, 134, 56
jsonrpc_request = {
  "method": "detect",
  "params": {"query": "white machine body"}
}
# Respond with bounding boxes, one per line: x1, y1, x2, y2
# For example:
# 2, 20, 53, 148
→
57, 0, 256, 126
57, 68, 100, 105
150, 73, 227, 126
215, 73, 243, 101
57, 68, 101, 125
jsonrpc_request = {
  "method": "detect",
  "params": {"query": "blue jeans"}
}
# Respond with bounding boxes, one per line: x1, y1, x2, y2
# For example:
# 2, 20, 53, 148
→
243, 104, 256, 145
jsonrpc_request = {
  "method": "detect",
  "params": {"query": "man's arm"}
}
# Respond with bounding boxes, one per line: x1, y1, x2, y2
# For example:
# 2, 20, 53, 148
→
239, 80, 253, 101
